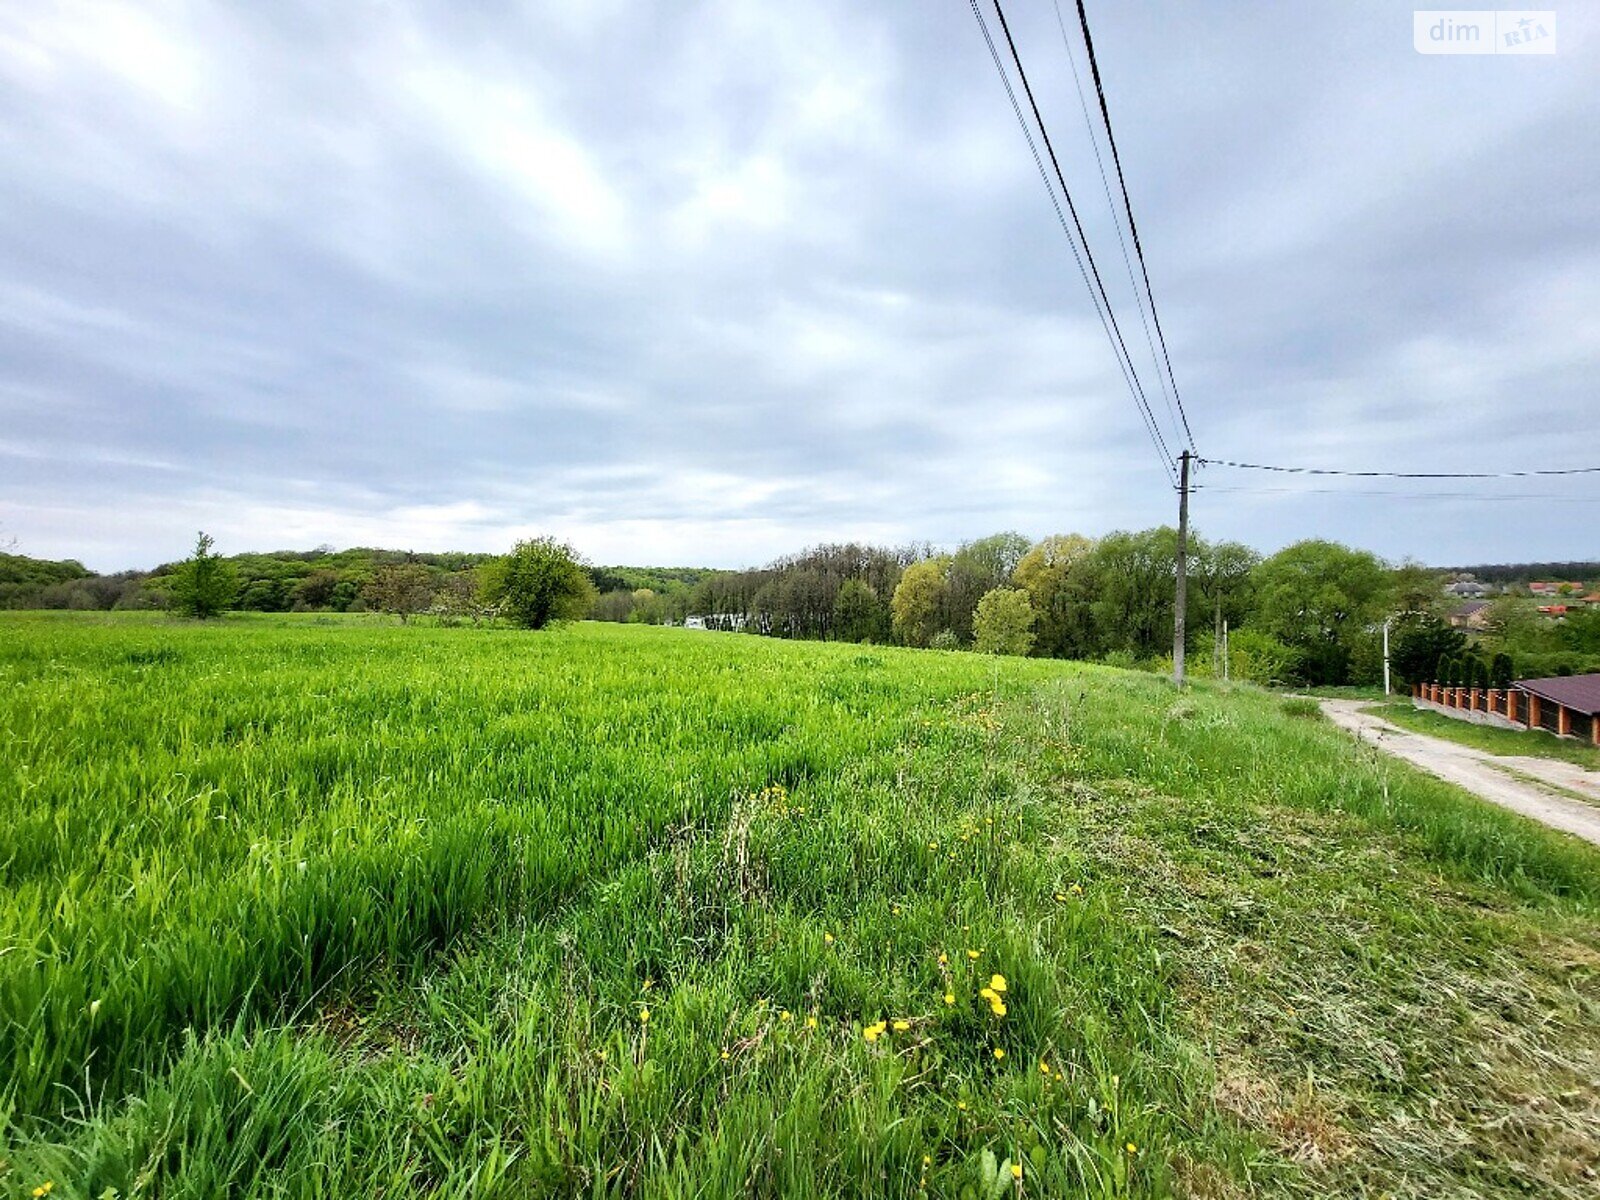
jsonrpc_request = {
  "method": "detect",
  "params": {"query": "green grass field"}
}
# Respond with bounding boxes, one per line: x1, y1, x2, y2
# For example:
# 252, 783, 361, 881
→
1366, 699, 1600, 770
2, 614, 1597, 1198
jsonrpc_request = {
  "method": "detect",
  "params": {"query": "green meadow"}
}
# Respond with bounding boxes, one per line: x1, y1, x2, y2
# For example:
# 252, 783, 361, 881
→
1, 614, 1596, 1198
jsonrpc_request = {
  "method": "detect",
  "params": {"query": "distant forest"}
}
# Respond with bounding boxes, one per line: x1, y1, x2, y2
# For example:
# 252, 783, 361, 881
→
4, 535, 1598, 687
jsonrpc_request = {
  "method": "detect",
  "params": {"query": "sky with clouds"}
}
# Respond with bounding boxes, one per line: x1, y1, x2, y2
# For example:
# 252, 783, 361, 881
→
1, 1, 1595, 572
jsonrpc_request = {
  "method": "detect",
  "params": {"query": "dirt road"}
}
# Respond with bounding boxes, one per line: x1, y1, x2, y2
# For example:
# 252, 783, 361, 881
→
1320, 699, 1600, 848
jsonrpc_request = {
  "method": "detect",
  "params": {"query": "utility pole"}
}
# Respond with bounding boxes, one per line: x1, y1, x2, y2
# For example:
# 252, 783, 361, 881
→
1382, 618, 1392, 696
1222, 619, 1230, 682
1173, 449, 1191, 687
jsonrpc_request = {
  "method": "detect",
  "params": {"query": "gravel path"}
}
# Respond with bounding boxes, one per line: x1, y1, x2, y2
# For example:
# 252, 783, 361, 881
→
1320, 699, 1600, 848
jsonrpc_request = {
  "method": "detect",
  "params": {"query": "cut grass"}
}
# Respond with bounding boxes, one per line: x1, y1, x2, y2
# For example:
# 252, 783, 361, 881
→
1368, 700, 1600, 770
1, 615, 1597, 1198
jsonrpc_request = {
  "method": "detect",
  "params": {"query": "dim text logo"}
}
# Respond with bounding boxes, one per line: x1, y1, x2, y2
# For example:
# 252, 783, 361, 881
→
1414, 10, 1556, 53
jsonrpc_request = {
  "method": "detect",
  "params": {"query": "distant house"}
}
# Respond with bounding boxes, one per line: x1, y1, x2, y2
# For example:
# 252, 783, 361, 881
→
1529, 581, 1582, 596
1536, 604, 1570, 618
1448, 601, 1491, 629
1443, 580, 1491, 599
1582, 592, 1600, 607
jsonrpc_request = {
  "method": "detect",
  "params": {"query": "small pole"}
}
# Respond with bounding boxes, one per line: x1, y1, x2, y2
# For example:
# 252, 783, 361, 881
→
1222, 619, 1229, 682
1382, 618, 1392, 696
1173, 450, 1191, 688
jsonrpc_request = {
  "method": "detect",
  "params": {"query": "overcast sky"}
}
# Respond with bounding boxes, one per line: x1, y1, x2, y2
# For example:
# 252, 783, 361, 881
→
2, 1, 1596, 572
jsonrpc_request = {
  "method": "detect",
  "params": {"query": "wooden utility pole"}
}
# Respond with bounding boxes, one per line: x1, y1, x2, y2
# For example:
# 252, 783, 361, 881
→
1173, 450, 1191, 687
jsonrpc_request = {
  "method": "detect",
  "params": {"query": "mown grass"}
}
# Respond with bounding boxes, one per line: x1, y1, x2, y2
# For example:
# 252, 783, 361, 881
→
0, 615, 1596, 1198
1368, 699, 1600, 770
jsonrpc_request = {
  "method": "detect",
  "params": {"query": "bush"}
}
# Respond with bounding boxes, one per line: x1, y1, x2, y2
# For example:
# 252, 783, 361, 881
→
971, 587, 1035, 656
170, 532, 237, 620
929, 629, 961, 651
482, 538, 596, 630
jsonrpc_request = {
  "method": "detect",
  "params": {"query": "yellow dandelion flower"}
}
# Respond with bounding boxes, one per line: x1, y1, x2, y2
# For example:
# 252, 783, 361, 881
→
824, 932, 835, 945
1126, 1141, 1138, 1155
893, 1019, 911, 1032
781, 1009, 793, 1022
720, 1050, 731, 1061
929, 840, 939, 850
863, 1020, 887, 1043
966, 949, 980, 960
642, 978, 654, 991
922, 1154, 932, 1166
1053, 891, 1068, 902
990, 1000, 1007, 1017
1040, 1060, 1050, 1074
32, 1186, 55, 1199
806, 1015, 818, 1028
937, 952, 948, 966
1011, 1162, 1023, 1180
638, 1007, 650, 1023
943, 992, 956, 1005
979, 987, 998, 1002
957, 1100, 968, 1110
993, 1047, 1005, 1060
1070, 883, 1084, 895
988, 973, 1007, 993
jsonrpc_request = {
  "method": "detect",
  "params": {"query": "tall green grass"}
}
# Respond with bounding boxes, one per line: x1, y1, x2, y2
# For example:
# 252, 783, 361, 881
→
1, 615, 1596, 1198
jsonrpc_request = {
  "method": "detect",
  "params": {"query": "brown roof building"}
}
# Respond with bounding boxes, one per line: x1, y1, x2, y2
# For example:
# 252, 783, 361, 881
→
1513, 673, 1600, 744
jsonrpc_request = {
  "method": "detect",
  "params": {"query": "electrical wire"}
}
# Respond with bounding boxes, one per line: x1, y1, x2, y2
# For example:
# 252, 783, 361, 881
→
1198, 458, 1600, 479
1071, 0, 1196, 452
973, 0, 1178, 487
1197, 485, 1600, 503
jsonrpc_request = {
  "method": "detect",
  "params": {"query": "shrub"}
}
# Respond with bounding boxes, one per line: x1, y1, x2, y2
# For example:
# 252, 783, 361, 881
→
169, 532, 237, 620
971, 587, 1035, 656
482, 538, 596, 630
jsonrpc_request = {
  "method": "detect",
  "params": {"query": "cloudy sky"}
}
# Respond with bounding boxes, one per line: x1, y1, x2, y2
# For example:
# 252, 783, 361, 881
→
1, 1, 1595, 572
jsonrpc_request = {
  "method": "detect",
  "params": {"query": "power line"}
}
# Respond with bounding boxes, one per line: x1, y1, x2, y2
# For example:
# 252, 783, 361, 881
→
1071, 0, 1196, 452
1198, 457, 1600, 479
1198, 484, 1600, 503
972, 0, 1178, 487
1049, 0, 1184, 457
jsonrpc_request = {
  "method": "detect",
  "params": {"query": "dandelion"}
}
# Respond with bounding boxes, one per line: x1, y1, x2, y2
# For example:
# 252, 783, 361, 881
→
863, 1020, 888, 1043
720, 1050, 731, 1061
922, 1155, 932, 1166
824, 932, 835, 945
1011, 1162, 1023, 1180
943, 992, 956, 1006
966, 949, 980, 960
937, 952, 948, 967
642, 978, 654, 992
929, 841, 939, 850
806, 1015, 818, 1028
1053, 891, 1068, 903
780, 1009, 793, 1022
1040, 1060, 1051, 1075
32, 1185, 54, 1199
957, 1100, 968, 1110
990, 1000, 1007, 1017
988, 973, 1007, 993
638, 1007, 650, 1024
993, 1047, 1005, 1060
893, 1019, 911, 1032
1125, 1141, 1138, 1155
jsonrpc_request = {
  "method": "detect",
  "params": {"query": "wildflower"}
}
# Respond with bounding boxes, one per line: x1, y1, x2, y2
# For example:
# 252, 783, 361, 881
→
1125, 1141, 1138, 1155
922, 1155, 932, 1166
937, 952, 948, 967
863, 1020, 888, 1043
1040, 1060, 1050, 1075
1053, 892, 1068, 903
638, 1007, 650, 1024
993, 1047, 1005, 1060
642, 978, 654, 992
720, 1050, 731, 1061
806, 1015, 818, 1028
824, 932, 835, 945
957, 1100, 968, 1110
988, 973, 1007, 993
1070, 883, 1084, 896
990, 1000, 1007, 1017
1011, 1162, 1023, 1180
929, 841, 939, 850
781, 1009, 793, 1022
893, 1019, 911, 1032
979, 987, 998, 1002
966, 949, 980, 960
32, 1185, 54, 1199
943, 992, 955, 1006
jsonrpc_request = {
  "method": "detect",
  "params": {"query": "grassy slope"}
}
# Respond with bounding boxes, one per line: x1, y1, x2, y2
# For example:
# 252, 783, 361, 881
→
1367, 699, 1600, 770
0, 615, 1596, 1199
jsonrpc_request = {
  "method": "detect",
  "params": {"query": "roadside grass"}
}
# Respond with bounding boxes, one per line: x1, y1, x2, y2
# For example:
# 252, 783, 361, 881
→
1367, 699, 1600, 770
0, 615, 1596, 1198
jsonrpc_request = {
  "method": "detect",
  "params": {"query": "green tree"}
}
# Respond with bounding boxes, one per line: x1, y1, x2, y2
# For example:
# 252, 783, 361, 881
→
1013, 534, 1095, 658
363, 563, 436, 623
1390, 613, 1465, 685
169, 532, 237, 619
482, 538, 596, 630
972, 587, 1035, 656
1251, 540, 1392, 685
891, 558, 949, 648
833, 579, 889, 643
945, 533, 1031, 642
